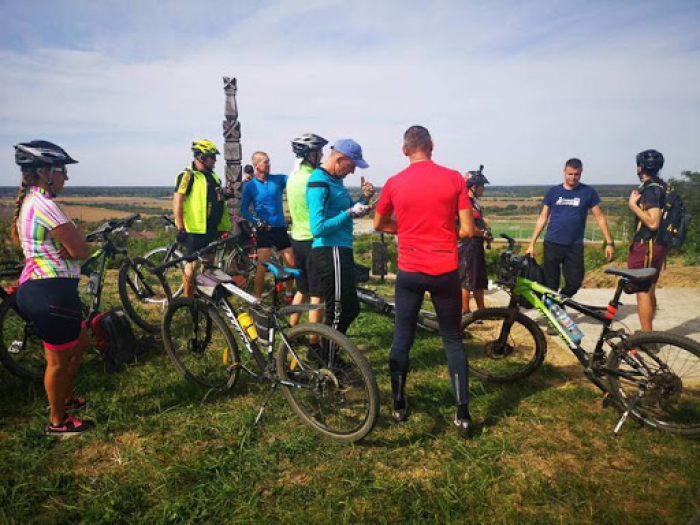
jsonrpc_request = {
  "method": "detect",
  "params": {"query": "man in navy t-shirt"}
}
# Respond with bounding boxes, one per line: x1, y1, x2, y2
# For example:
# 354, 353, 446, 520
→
526, 158, 615, 298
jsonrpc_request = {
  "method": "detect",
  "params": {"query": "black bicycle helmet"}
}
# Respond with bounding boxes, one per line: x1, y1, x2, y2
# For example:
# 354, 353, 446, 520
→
636, 149, 664, 174
291, 133, 328, 158
467, 165, 490, 187
14, 140, 78, 169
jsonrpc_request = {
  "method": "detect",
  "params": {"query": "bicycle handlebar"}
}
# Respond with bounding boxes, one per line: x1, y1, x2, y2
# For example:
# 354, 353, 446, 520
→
148, 234, 239, 273
86, 213, 141, 242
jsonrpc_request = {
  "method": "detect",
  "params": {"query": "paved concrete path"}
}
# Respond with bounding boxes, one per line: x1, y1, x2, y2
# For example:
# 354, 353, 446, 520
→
485, 287, 700, 354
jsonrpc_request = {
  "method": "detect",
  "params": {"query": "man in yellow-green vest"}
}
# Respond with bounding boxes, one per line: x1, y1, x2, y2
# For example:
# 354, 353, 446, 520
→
173, 139, 231, 297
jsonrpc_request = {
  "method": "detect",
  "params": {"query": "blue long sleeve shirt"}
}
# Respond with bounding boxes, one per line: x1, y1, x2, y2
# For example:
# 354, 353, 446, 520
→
306, 168, 366, 248
240, 174, 288, 227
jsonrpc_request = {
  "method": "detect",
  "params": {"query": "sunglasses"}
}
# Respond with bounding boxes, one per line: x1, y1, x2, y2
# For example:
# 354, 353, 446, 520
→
51, 166, 68, 178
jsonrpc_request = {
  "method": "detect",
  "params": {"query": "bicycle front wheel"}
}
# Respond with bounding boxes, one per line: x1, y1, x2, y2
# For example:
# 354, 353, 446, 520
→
0, 293, 45, 381
607, 332, 700, 436
463, 308, 547, 383
118, 257, 171, 333
276, 323, 379, 442
162, 297, 239, 392
142, 246, 185, 300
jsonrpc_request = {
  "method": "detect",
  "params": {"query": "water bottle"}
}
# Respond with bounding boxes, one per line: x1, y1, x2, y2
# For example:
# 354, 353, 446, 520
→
545, 298, 584, 343
237, 312, 258, 341
86, 271, 100, 296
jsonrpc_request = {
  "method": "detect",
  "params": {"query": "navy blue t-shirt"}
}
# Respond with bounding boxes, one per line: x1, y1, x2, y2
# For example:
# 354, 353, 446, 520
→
542, 183, 600, 245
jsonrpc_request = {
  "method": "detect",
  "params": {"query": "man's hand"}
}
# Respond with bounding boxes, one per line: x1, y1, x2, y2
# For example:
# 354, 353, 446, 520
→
360, 176, 375, 200
605, 244, 615, 262
255, 219, 270, 232
176, 229, 188, 244
525, 243, 536, 257
629, 190, 640, 210
350, 203, 370, 218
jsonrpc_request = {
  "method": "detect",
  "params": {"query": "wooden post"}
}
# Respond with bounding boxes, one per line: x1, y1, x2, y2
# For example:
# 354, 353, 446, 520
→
223, 77, 242, 225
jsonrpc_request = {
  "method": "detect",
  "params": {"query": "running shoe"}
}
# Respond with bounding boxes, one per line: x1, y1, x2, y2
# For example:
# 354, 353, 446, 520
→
47, 415, 95, 437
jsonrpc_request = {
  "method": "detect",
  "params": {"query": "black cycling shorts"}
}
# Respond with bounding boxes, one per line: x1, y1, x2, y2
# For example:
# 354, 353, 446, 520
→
257, 227, 292, 250
291, 239, 321, 296
16, 278, 84, 350
183, 231, 219, 256
458, 238, 488, 291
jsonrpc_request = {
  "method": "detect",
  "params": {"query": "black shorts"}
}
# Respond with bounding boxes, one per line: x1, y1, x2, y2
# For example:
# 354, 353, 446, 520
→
183, 231, 219, 256
458, 238, 488, 291
257, 227, 292, 250
16, 278, 84, 349
291, 239, 321, 296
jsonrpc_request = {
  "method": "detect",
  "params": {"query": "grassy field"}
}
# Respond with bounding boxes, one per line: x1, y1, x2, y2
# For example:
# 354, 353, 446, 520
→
1, 275, 698, 524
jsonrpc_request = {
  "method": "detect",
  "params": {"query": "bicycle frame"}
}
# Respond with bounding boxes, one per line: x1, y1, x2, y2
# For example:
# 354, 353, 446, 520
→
505, 268, 657, 402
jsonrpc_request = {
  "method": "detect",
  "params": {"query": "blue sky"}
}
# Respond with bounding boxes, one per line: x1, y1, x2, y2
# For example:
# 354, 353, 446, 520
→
1, 0, 699, 187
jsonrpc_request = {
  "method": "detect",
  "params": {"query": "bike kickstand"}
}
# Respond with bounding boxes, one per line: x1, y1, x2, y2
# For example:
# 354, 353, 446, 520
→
254, 383, 278, 425
612, 385, 646, 436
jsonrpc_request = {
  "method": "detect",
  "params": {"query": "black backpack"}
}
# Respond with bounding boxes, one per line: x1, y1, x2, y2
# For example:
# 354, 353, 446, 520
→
653, 182, 691, 250
91, 308, 140, 373
517, 255, 545, 309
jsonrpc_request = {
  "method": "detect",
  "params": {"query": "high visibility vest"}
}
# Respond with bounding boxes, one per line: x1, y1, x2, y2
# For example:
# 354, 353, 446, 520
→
180, 169, 231, 234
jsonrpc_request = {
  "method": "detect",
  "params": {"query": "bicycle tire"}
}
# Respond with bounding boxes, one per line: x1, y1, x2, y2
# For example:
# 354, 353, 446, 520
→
118, 257, 171, 334
142, 246, 185, 299
0, 293, 45, 381
606, 331, 700, 436
462, 307, 547, 383
276, 323, 379, 442
162, 297, 240, 392
224, 245, 257, 294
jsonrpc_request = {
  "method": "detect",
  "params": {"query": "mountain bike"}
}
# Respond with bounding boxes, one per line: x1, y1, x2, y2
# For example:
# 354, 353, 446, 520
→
0, 214, 160, 380
129, 216, 278, 327
152, 235, 379, 442
462, 234, 700, 436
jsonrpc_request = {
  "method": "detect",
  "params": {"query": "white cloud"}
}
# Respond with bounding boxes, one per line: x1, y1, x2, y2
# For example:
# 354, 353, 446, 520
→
1, 1, 699, 187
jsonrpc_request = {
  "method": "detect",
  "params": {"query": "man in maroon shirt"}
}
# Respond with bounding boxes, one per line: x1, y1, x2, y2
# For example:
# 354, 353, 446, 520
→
374, 125, 477, 438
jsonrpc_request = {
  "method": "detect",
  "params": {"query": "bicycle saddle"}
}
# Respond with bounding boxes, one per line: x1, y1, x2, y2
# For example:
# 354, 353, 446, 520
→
264, 261, 300, 282
604, 268, 657, 282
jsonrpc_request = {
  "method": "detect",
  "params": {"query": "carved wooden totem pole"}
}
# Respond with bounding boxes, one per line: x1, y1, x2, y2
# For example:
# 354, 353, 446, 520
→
223, 77, 242, 223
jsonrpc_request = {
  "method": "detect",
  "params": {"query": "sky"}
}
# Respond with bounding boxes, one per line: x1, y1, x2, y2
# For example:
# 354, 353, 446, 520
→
1, 0, 699, 188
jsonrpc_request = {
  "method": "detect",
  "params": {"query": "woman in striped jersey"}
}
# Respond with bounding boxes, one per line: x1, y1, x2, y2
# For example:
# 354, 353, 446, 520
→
12, 140, 94, 436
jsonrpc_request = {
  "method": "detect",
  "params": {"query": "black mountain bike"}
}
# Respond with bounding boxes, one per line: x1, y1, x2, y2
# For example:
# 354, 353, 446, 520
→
0, 214, 161, 380
151, 235, 379, 443
462, 234, 700, 436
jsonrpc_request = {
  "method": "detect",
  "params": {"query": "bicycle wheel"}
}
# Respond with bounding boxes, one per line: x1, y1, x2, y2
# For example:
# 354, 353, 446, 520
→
0, 293, 45, 381
224, 245, 257, 294
276, 323, 379, 442
463, 307, 547, 383
118, 257, 171, 333
607, 332, 700, 436
162, 297, 239, 391
142, 246, 185, 299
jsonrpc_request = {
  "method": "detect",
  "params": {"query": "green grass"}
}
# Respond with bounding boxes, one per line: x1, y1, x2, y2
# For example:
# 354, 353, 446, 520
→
1, 277, 698, 524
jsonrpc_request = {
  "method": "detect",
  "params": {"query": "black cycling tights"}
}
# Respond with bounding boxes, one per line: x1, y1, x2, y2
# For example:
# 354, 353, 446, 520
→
389, 269, 469, 407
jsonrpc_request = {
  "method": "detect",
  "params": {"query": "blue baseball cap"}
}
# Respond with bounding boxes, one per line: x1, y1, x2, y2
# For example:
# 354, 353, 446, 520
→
331, 139, 369, 169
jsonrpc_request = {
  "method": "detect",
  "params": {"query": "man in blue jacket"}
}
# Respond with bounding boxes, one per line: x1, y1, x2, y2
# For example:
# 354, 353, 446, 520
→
307, 139, 374, 336
241, 151, 295, 301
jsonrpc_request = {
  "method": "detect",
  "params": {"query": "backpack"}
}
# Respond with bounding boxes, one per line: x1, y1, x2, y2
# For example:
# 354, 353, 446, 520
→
652, 182, 691, 250
91, 308, 140, 373
517, 255, 545, 309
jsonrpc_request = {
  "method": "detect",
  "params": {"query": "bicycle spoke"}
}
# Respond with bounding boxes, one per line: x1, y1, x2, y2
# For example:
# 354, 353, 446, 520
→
277, 324, 379, 442
608, 333, 700, 435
